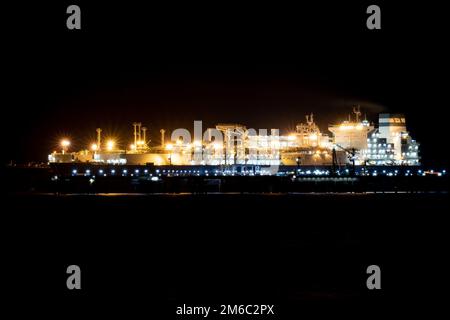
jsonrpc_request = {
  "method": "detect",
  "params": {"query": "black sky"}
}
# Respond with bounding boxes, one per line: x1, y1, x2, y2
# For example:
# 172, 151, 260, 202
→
3, 1, 448, 166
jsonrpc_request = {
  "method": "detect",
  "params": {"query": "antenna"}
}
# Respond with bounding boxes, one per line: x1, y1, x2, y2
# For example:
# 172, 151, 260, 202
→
353, 105, 361, 122
160, 129, 166, 147
142, 126, 148, 148
306, 112, 314, 126
96, 128, 102, 151
132, 122, 140, 147
137, 122, 142, 142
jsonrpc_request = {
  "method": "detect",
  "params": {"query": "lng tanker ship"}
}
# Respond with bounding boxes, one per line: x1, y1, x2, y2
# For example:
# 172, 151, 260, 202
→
48, 107, 421, 169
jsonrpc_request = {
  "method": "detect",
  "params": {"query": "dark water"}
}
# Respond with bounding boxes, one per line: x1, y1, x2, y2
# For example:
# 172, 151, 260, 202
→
2, 193, 448, 318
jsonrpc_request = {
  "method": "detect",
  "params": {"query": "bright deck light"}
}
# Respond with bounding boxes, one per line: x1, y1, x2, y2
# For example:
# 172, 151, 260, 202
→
106, 140, 115, 151
61, 139, 70, 147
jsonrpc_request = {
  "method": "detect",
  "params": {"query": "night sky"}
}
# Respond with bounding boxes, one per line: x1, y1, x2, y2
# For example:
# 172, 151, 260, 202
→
3, 2, 447, 167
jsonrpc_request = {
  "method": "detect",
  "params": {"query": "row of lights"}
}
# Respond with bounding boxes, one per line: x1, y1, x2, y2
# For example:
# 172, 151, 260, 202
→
72, 168, 150, 176
60, 139, 116, 152
61, 139, 225, 154
68, 166, 446, 178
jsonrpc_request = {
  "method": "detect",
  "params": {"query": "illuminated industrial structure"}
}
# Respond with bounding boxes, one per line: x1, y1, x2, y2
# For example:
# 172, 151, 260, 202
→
48, 107, 420, 167
328, 106, 374, 152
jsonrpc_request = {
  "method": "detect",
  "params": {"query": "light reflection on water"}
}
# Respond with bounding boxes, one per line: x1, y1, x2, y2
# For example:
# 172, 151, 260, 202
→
26, 191, 437, 197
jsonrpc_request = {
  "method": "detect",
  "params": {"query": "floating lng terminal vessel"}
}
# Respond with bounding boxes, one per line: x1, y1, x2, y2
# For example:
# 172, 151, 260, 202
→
48, 106, 420, 170
7, 106, 447, 194
49, 107, 420, 171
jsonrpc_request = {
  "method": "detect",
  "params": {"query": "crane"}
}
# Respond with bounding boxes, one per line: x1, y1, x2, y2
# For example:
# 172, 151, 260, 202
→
332, 144, 358, 176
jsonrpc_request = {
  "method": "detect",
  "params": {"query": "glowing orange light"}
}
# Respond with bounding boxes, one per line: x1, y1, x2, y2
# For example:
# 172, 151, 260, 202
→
61, 139, 70, 148
106, 140, 115, 151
